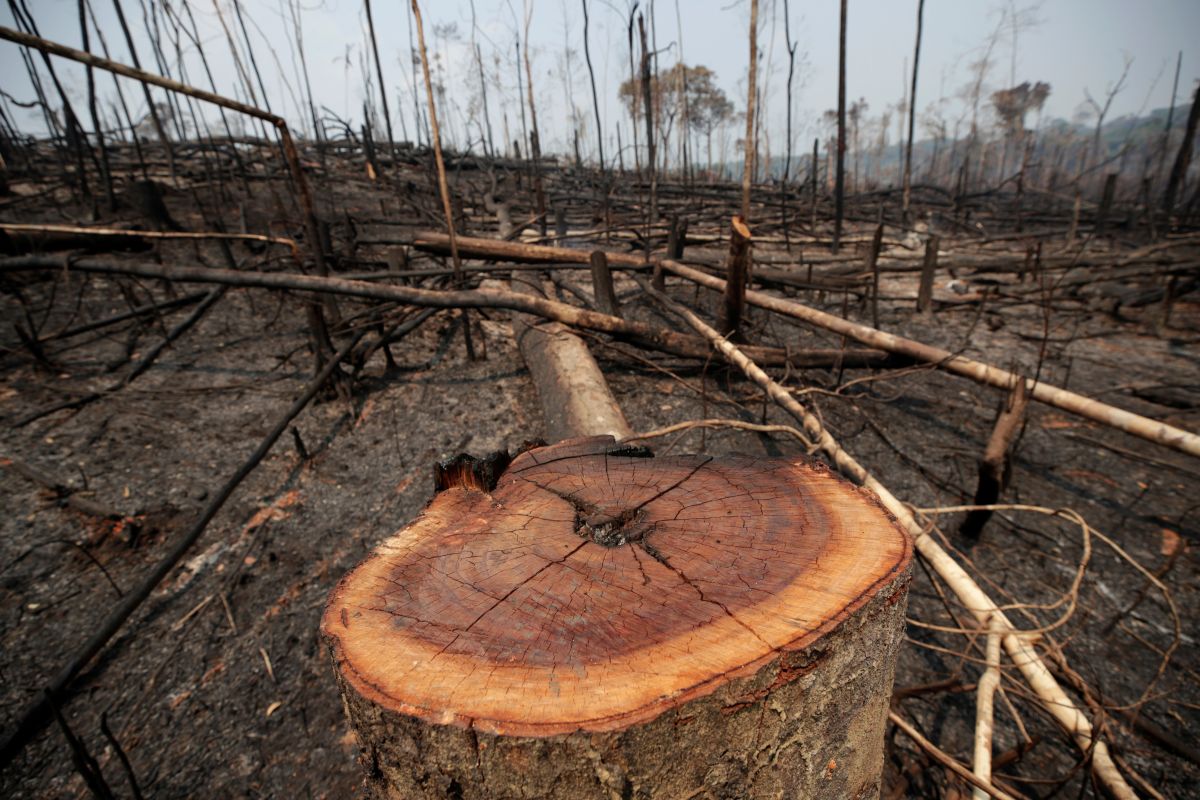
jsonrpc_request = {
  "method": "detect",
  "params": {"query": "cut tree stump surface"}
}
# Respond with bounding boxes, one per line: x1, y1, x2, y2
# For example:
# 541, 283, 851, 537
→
324, 437, 911, 738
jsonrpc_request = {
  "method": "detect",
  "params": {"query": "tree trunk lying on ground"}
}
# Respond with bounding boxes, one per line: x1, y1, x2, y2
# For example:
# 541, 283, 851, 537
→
510, 280, 632, 441
323, 436, 911, 799
0, 254, 901, 373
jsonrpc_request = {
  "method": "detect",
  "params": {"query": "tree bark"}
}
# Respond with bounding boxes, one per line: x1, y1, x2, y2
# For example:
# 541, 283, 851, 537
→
1162, 83, 1200, 218
916, 234, 938, 314
509, 265, 631, 443
961, 378, 1029, 539
638, 14, 657, 228
660, 257, 1200, 458
833, 0, 848, 253
363, 0, 395, 159
742, 0, 759, 221
589, 250, 621, 318
717, 215, 753, 339
324, 435, 911, 799
581, 0, 604, 172
902, 0, 924, 219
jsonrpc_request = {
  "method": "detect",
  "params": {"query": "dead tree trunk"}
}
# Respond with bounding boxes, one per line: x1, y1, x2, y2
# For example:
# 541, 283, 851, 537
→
916, 234, 939, 314
902, 0, 924, 219
363, 0, 395, 159
638, 13, 657, 228
109, 0, 175, 177
833, 0, 848, 253
742, 0, 759, 221
324, 436, 911, 800
581, 0, 604, 172
412, 0, 474, 358
717, 215, 753, 340
867, 223, 884, 328
961, 379, 1029, 539
1163, 83, 1200, 219
588, 250, 620, 318
523, 7, 547, 232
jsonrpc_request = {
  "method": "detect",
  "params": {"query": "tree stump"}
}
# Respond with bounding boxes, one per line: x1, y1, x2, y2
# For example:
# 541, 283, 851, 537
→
323, 436, 912, 799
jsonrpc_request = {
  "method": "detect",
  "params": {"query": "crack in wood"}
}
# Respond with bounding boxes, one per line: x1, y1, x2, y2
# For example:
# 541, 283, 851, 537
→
516, 456, 713, 549
428, 539, 590, 661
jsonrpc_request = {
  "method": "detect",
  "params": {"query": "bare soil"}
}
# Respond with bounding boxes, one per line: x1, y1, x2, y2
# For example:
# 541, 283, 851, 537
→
1, 156, 1198, 798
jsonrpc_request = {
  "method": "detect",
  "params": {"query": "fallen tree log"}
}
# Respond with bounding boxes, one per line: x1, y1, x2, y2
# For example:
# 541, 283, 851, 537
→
410, 230, 646, 266
0, 227, 152, 255
385, 232, 1200, 459
323, 435, 911, 799
638, 280, 1138, 799
0, 255, 901, 371
511, 281, 632, 441
0, 222, 299, 257
660, 259, 1200, 459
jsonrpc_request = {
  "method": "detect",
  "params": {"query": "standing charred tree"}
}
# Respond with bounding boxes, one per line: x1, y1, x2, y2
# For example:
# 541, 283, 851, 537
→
284, 0, 325, 155
363, 0, 396, 158
411, 0, 474, 359
9, 0, 95, 200
581, 0, 604, 172
406, 0, 426, 146
110, 0, 176, 177
513, 37, 528, 162
833, 0, 847, 253
741, 0, 759, 221
781, 0, 797, 188
810, 137, 820, 227
523, 1, 547, 231
624, 5, 642, 178
470, 1, 495, 158
1079, 56, 1132, 189
638, 13, 657, 228
81, 0, 148, 179
902, 0, 924, 219
78, 0, 114, 209
780, 0, 797, 245
1155, 52, 1182, 195
1163, 83, 1200, 220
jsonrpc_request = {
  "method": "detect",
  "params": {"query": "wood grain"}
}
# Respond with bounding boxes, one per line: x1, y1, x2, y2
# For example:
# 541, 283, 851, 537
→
323, 436, 911, 738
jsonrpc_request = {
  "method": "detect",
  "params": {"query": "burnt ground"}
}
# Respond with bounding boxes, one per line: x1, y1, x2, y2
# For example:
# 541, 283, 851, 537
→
1, 154, 1198, 799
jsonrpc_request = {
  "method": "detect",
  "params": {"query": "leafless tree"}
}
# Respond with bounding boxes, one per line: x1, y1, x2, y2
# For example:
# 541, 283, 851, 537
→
902, 0, 924, 217
833, 0, 846, 252
1079, 53, 1133, 185
580, 0, 604, 171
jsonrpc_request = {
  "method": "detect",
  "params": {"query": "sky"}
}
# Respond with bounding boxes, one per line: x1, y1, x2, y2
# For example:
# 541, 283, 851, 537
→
2, 0, 1198, 164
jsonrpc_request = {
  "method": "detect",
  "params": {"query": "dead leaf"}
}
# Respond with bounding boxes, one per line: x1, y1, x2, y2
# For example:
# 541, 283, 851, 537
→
241, 489, 303, 536
265, 701, 282, 717
1161, 529, 1183, 558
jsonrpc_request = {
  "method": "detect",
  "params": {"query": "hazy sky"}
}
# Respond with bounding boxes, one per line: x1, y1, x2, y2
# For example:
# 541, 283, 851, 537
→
2, 0, 1197, 160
